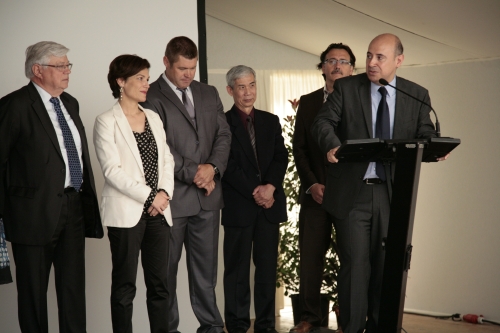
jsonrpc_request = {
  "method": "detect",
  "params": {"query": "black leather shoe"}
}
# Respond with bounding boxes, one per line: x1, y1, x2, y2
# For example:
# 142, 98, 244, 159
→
228, 328, 247, 333
255, 328, 279, 333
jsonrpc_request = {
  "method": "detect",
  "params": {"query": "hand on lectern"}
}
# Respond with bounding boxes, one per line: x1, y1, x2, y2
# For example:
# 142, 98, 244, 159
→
327, 147, 340, 163
437, 152, 451, 161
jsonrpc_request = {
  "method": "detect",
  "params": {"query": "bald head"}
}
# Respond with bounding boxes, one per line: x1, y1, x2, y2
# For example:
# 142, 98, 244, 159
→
366, 33, 405, 85
371, 33, 403, 56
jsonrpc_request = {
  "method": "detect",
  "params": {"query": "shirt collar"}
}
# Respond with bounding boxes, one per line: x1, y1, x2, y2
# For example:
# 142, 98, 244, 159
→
32, 81, 57, 102
162, 72, 191, 93
371, 76, 396, 98
235, 105, 255, 126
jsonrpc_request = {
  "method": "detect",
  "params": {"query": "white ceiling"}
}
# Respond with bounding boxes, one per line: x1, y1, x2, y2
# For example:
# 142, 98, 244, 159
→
206, 0, 500, 69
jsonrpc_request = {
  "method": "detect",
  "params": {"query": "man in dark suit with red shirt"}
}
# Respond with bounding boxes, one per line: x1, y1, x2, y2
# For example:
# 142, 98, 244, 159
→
222, 65, 288, 333
290, 43, 356, 333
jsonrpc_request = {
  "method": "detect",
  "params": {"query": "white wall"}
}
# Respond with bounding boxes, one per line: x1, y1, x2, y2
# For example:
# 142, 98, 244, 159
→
207, 15, 320, 110
0, 0, 202, 332
207, 15, 500, 322
398, 60, 500, 319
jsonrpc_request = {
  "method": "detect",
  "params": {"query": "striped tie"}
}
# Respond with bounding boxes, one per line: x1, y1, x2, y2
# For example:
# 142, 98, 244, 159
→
246, 116, 258, 162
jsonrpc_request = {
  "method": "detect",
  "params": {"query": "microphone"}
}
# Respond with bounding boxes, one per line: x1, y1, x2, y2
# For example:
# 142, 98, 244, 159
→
379, 78, 440, 137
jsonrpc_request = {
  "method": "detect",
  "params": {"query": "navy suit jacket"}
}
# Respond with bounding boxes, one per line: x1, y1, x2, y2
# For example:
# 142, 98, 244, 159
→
292, 87, 329, 208
221, 105, 288, 227
0, 82, 103, 245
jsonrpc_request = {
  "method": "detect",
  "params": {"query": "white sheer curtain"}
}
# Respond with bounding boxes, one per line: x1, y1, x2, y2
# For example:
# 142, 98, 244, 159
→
255, 70, 324, 120
254, 69, 324, 314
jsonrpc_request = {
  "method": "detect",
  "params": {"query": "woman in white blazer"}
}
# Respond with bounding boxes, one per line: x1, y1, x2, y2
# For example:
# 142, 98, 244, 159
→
94, 54, 174, 333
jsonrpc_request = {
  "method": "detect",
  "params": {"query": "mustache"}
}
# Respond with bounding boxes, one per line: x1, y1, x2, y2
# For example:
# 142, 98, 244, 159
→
331, 69, 342, 74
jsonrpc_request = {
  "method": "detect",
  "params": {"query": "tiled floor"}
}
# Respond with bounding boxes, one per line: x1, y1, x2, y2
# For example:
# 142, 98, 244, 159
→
235, 302, 500, 333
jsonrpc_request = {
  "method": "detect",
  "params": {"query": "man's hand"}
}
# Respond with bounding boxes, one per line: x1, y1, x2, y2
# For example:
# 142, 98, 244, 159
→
193, 164, 215, 188
327, 147, 340, 163
262, 197, 275, 209
148, 191, 170, 216
253, 184, 275, 208
309, 183, 325, 205
204, 180, 216, 196
437, 153, 451, 161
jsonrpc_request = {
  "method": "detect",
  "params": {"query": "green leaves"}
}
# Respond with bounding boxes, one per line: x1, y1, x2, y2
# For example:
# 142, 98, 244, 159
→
277, 111, 340, 307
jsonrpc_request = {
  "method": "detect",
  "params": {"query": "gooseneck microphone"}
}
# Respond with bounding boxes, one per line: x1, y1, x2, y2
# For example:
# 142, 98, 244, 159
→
379, 78, 441, 137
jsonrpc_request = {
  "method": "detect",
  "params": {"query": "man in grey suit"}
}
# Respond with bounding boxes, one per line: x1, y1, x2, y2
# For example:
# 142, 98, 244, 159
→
142, 36, 231, 333
312, 34, 441, 333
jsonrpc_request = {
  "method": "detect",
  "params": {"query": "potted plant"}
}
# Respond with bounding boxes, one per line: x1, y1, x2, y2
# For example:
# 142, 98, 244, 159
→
276, 99, 341, 330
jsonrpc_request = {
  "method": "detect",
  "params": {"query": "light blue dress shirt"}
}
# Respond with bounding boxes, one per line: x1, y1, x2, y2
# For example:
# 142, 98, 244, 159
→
364, 77, 396, 179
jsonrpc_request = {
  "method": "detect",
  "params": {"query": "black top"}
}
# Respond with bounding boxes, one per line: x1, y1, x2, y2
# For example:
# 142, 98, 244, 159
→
133, 118, 159, 214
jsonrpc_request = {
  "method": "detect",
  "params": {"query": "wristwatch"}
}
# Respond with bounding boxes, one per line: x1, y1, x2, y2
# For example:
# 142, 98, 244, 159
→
210, 163, 219, 175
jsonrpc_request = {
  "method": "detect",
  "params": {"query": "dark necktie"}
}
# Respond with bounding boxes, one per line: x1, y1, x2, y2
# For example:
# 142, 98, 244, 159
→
50, 97, 82, 191
178, 88, 196, 126
246, 116, 258, 162
375, 87, 390, 181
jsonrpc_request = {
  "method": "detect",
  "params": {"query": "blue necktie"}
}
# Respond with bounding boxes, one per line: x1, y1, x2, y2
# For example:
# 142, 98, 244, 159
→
50, 97, 82, 191
375, 87, 390, 181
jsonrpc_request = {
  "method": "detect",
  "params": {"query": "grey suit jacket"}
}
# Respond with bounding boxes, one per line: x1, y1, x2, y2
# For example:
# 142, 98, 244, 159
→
312, 73, 436, 219
141, 75, 231, 218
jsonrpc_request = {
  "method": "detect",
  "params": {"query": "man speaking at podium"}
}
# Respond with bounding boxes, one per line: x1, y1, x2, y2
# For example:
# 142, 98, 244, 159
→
312, 33, 437, 333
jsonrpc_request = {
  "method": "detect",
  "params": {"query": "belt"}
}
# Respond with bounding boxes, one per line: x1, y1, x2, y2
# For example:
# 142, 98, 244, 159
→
363, 178, 385, 185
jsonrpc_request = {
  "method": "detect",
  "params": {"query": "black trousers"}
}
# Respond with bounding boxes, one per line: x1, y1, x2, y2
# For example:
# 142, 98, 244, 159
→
108, 214, 170, 333
298, 205, 334, 326
223, 211, 280, 332
12, 190, 86, 333
333, 182, 390, 333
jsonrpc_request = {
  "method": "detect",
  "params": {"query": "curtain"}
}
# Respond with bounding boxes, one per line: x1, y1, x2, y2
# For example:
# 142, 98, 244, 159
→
255, 70, 324, 120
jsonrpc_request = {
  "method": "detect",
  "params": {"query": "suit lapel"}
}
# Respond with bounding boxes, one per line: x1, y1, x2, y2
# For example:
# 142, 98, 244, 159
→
253, 110, 267, 166
157, 75, 197, 131
229, 107, 259, 170
393, 77, 409, 139
191, 81, 203, 127
28, 83, 64, 160
359, 76, 373, 138
60, 93, 90, 170
112, 102, 144, 174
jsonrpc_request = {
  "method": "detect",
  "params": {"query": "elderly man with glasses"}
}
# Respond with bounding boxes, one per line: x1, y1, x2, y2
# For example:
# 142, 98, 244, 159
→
291, 42, 356, 333
0, 41, 103, 333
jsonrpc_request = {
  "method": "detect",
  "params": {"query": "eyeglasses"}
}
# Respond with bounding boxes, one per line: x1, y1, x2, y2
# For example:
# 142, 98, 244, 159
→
39, 63, 73, 71
323, 58, 351, 66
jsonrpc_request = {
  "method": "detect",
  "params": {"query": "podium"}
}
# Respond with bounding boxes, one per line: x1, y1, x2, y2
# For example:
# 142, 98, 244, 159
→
335, 137, 460, 333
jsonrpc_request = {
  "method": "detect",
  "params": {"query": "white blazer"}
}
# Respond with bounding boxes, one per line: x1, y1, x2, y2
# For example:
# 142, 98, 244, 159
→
93, 102, 175, 227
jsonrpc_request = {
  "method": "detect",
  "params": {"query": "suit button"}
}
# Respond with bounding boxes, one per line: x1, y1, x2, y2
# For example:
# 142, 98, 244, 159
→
256, 174, 260, 178
58, 193, 62, 197
195, 141, 199, 145
61, 168, 65, 174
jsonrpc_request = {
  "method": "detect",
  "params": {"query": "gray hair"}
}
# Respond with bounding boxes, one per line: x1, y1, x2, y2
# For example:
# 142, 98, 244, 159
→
226, 65, 256, 88
25, 41, 69, 79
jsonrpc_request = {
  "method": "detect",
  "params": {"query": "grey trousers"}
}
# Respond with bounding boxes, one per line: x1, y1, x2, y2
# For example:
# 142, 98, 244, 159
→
167, 209, 224, 333
333, 182, 390, 333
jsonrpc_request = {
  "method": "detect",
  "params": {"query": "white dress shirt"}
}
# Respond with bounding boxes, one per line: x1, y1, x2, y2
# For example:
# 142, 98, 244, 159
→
33, 82, 83, 188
